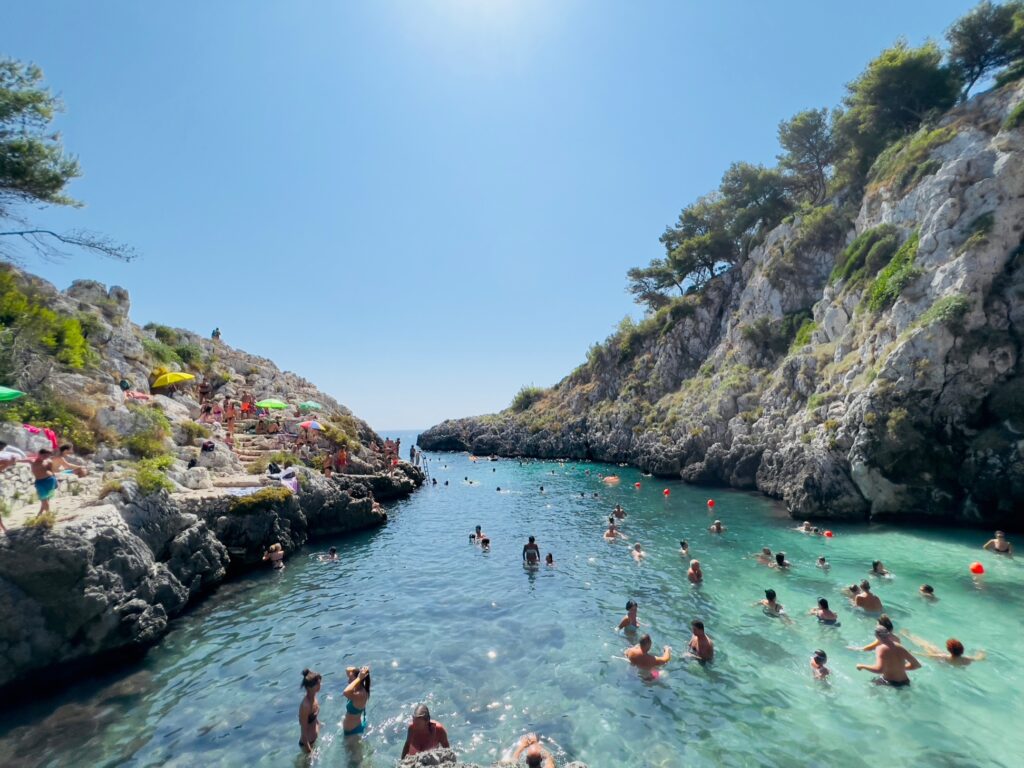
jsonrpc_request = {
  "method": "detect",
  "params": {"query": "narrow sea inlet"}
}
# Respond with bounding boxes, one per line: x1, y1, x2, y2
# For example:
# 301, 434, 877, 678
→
1, 438, 1021, 767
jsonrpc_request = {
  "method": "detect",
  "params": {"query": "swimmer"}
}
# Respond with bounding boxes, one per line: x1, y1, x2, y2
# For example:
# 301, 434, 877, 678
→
545, 552, 554, 566
816, 556, 830, 570
842, 583, 861, 598
757, 588, 790, 621
688, 620, 714, 662
497, 487, 502, 492
539, 485, 545, 493
631, 543, 646, 562
618, 599, 641, 632
625, 633, 671, 670
263, 543, 285, 569
473, 525, 487, 542
755, 547, 773, 565
809, 597, 839, 625
772, 552, 791, 569
481, 537, 491, 552
604, 521, 627, 541
342, 666, 371, 738
856, 626, 921, 687
983, 530, 1014, 556
401, 704, 450, 757
687, 559, 703, 584
871, 560, 892, 577
796, 521, 813, 533
810, 649, 830, 680
298, 668, 322, 753
320, 546, 338, 562
523, 536, 540, 565
709, 520, 725, 534
679, 540, 690, 558
919, 584, 937, 601
612, 504, 627, 520
469, 534, 476, 543
851, 615, 899, 652
854, 580, 883, 613
512, 733, 555, 768
900, 632, 986, 666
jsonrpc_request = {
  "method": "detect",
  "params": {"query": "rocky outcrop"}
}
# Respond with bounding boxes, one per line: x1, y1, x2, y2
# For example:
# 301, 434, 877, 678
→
421, 83, 1024, 527
396, 749, 588, 768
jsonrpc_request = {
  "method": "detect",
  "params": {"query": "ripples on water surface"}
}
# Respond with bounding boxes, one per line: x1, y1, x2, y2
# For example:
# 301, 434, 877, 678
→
1, 437, 1022, 767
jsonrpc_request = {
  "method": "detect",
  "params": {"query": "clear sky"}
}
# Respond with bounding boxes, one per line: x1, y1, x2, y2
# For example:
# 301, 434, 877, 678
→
4, 0, 977, 431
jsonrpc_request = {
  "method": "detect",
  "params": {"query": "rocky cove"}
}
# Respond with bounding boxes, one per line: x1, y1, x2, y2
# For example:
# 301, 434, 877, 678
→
419, 82, 1024, 528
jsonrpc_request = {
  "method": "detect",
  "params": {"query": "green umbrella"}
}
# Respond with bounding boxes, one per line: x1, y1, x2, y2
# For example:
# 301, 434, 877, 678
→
298, 401, 323, 411
255, 398, 289, 410
0, 386, 25, 402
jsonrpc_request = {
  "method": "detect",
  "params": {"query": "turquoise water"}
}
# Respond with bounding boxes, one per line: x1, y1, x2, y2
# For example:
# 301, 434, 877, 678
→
1, 436, 1022, 767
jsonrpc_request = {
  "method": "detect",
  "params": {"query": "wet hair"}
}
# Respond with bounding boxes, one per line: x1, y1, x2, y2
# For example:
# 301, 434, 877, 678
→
813, 649, 827, 663
762, 547, 771, 555
328, 547, 337, 555
469, 534, 476, 541
691, 619, 704, 632
860, 580, 872, 591
818, 597, 829, 610
817, 556, 826, 563
481, 538, 490, 546
526, 751, 543, 768
639, 633, 652, 649
946, 639, 965, 657
680, 540, 687, 548
921, 584, 934, 594
775, 552, 787, 566
995, 530, 1005, 537
626, 600, 637, 611
849, 584, 861, 594
528, 536, 535, 543
872, 560, 883, 571
877, 614, 894, 631
475, 525, 482, 531
764, 589, 777, 601
300, 668, 321, 689
414, 703, 431, 721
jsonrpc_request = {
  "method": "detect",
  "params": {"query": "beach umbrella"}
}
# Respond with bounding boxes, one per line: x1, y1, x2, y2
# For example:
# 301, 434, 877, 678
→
256, 398, 289, 410
152, 372, 195, 388
0, 386, 25, 402
298, 401, 323, 411
299, 420, 324, 430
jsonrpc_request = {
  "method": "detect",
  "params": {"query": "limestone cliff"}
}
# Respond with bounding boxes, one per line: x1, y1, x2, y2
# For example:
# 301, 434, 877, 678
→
420, 83, 1024, 526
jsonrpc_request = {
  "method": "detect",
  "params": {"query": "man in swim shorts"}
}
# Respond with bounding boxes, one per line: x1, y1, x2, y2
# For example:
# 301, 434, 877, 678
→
625, 633, 671, 670
512, 733, 556, 768
53, 444, 89, 478
688, 620, 714, 662
856, 626, 921, 686
31, 449, 57, 518
983, 530, 1013, 556
523, 535, 540, 564
401, 704, 449, 757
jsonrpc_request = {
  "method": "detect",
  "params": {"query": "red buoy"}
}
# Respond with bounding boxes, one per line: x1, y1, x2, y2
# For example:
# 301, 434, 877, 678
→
707, 499, 715, 509
824, 530, 834, 538
634, 482, 641, 488
663, 489, 670, 496
970, 562, 985, 575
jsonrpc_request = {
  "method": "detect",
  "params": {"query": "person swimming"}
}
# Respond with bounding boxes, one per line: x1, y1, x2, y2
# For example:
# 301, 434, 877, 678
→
983, 530, 1013, 556
810, 597, 839, 625
854, 580, 883, 613
919, 584, 936, 600
618, 599, 640, 632
480, 537, 491, 552
512, 733, 556, 768
604, 521, 626, 540
772, 552, 791, 569
757, 588, 788, 619
545, 552, 554, 566
688, 559, 703, 584
298, 668, 321, 753
342, 666, 371, 738
612, 505, 627, 520
797, 521, 813, 533
816, 556, 830, 570
631, 543, 646, 562
871, 560, 892, 577
679, 540, 690, 558
755, 547, 773, 564
688, 620, 714, 662
900, 632, 986, 666
810, 649, 830, 679
709, 520, 725, 534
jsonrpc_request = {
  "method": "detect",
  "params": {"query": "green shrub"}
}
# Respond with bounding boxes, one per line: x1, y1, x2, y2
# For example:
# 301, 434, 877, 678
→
869, 126, 956, 192
180, 420, 212, 442
511, 385, 546, 412
830, 224, 900, 284
0, 394, 100, 453
98, 479, 124, 499
229, 485, 293, 515
1003, 100, 1024, 130
141, 338, 181, 365
124, 404, 172, 458
133, 454, 175, 495
247, 451, 303, 475
807, 392, 832, 410
143, 323, 180, 346
791, 205, 850, 256
917, 294, 971, 328
24, 511, 56, 529
173, 343, 204, 367
321, 413, 363, 451
791, 318, 818, 350
957, 212, 995, 255
741, 310, 812, 356
867, 231, 921, 311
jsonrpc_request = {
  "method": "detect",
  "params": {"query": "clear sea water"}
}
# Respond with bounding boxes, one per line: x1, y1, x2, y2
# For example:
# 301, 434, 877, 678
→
1, 430, 1022, 767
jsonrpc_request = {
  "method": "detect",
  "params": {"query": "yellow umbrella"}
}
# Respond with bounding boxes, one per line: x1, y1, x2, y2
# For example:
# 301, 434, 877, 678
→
152, 371, 196, 388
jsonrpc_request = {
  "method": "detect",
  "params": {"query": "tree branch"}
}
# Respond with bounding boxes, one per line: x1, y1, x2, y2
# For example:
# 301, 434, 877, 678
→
0, 227, 137, 262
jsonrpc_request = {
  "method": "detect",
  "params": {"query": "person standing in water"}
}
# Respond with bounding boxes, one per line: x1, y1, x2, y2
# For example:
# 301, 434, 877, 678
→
342, 666, 371, 737
679, 540, 690, 558
854, 580, 883, 614
688, 620, 714, 662
755, 547, 773, 565
604, 520, 626, 541
809, 597, 839, 625
631, 542, 646, 562
688, 559, 703, 584
618, 600, 640, 632
856, 626, 921, 687
298, 669, 321, 753
625, 633, 671, 670
983, 530, 1014, 556
523, 535, 540, 565
709, 520, 725, 534
545, 552, 554, 566
810, 649, 830, 680
401, 704, 450, 757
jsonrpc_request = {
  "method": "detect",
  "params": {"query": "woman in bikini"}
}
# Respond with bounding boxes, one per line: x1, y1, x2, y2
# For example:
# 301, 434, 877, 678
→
342, 666, 371, 738
298, 669, 321, 753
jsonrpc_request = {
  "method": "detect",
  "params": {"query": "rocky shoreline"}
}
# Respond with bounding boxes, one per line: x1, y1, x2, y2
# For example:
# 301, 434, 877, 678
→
0, 463, 423, 698
421, 83, 1024, 528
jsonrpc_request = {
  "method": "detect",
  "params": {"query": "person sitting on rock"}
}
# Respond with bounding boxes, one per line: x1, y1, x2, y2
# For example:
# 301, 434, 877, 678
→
401, 704, 449, 758
512, 733, 556, 768
53, 444, 88, 478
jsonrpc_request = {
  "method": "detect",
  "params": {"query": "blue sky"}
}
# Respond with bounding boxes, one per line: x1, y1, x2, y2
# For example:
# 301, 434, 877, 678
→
4, 0, 977, 430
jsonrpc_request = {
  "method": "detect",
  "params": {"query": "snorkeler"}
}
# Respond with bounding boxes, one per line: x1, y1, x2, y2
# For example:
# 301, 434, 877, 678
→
688, 620, 714, 662
854, 580, 883, 614
809, 597, 839, 625
625, 633, 671, 670
618, 599, 640, 632
983, 530, 1014, 556
856, 626, 921, 686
